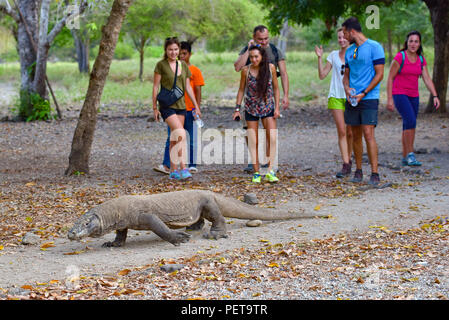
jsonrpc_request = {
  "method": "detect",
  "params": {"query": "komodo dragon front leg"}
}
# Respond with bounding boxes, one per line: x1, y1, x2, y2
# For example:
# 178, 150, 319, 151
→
102, 229, 128, 247
104, 214, 191, 247
140, 214, 191, 246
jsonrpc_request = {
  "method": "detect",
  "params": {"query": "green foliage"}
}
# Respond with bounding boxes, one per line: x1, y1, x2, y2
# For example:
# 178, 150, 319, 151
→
15, 90, 56, 122
175, 0, 266, 45
363, 0, 433, 46
123, 0, 175, 50
114, 42, 135, 60
144, 46, 164, 59
257, 0, 415, 38
0, 26, 17, 62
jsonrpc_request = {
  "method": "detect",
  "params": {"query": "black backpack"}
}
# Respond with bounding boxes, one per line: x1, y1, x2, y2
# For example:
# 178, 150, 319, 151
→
244, 43, 281, 77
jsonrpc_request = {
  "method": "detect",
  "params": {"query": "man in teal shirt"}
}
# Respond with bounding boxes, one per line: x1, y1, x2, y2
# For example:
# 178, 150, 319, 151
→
342, 17, 385, 186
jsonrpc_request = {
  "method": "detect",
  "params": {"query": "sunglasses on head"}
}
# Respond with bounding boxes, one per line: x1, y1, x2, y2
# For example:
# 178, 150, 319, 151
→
165, 36, 178, 41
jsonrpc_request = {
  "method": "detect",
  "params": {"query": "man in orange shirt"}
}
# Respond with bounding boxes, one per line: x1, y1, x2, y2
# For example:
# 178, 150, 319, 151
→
154, 41, 205, 174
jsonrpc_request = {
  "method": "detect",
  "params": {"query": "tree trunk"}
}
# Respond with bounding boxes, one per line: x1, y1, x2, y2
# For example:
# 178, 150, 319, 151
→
277, 19, 289, 53
33, 0, 50, 100
424, 0, 449, 113
16, 0, 39, 119
65, 0, 133, 175
387, 28, 393, 65
83, 37, 90, 73
187, 36, 198, 45
71, 29, 90, 73
138, 36, 145, 82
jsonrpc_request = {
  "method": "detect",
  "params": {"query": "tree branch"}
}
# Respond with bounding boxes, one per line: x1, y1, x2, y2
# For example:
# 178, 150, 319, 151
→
0, 0, 20, 22
47, 0, 88, 45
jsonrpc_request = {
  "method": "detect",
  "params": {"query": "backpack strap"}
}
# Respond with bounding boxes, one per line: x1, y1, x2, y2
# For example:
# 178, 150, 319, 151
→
398, 52, 424, 75
269, 43, 279, 64
398, 51, 405, 74
172, 60, 179, 89
269, 43, 281, 77
244, 44, 281, 77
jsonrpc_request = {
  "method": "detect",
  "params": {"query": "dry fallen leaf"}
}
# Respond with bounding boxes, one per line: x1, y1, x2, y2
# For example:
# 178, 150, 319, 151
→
118, 269, 131, 276
63, 250, 85, 255
267, 262, 279, 268
40, 241, 55, 250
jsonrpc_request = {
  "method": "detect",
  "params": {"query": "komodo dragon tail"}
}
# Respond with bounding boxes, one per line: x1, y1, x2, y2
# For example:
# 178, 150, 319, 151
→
212, 193, 324, 220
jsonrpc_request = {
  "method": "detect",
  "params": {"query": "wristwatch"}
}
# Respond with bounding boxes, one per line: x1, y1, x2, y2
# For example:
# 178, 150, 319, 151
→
235, 104, 241, 112
362, 90, 368, 96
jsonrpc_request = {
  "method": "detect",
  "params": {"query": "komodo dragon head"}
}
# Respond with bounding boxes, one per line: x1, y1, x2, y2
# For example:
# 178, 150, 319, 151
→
68, 211, 102, 241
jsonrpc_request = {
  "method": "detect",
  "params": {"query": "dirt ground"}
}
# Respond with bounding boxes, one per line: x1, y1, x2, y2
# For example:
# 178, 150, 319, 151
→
0, 92, 448, 299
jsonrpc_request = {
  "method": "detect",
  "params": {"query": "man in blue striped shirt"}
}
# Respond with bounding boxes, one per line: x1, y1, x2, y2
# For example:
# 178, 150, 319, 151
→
342, 17, 385, 186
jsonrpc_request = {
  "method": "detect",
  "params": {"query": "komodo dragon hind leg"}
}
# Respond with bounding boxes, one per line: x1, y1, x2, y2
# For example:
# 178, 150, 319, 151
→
186, 218, 205, 231
102, 229, 128, 247
201, 200, 228, 240
138, 214, 191, 246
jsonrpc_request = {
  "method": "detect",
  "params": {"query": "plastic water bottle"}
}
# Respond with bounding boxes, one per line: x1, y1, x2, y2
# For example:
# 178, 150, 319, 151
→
349, 89, 358, 107
192, 108, 204, 128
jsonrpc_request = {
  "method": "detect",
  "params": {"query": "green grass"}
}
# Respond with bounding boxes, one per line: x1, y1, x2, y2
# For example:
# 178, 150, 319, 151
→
0, 49, 437, 110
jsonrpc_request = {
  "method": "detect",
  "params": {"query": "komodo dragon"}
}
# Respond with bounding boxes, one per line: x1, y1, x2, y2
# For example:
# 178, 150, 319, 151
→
68, 190, 322, 247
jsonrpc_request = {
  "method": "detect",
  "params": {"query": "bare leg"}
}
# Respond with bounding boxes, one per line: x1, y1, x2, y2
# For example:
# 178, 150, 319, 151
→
261, 116, 277, 171
402, 129, 415, 157
351, 125, 364, 170
331, 109, 350, 164
246, 121, 259, 172
166, 114, 186, 172
346, 125, 353, 162
362, 124, 378, 173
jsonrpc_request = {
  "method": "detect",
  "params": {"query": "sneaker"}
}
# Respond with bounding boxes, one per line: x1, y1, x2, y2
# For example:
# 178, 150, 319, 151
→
406, 152, 422, 166
368, 172, 380, 186
153, 164, 170, 175
401, 157, 408, 166
264, 170, 279, 183
244, 164, 254, 174
180, 168, 192, 180
336, 162, 352, 178
350, 169, 363, 183
188, 167, 198, 173
252, 172, 262, 183
169, 170, 181, 180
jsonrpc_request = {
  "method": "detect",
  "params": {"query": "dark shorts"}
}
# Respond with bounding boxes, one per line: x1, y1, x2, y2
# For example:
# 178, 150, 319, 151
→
344, 99, 379, 126
245, 110, 274, 122
160, 107, 186, 121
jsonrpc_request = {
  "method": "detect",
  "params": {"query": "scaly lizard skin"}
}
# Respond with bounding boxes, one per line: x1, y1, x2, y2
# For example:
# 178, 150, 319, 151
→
68, 190, 321, 247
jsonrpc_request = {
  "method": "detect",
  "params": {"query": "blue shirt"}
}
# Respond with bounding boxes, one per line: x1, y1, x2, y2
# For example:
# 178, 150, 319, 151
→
345, 39, 385, 100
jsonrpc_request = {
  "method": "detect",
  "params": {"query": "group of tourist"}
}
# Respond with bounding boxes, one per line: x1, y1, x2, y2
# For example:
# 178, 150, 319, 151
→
152, 17, 440, 186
